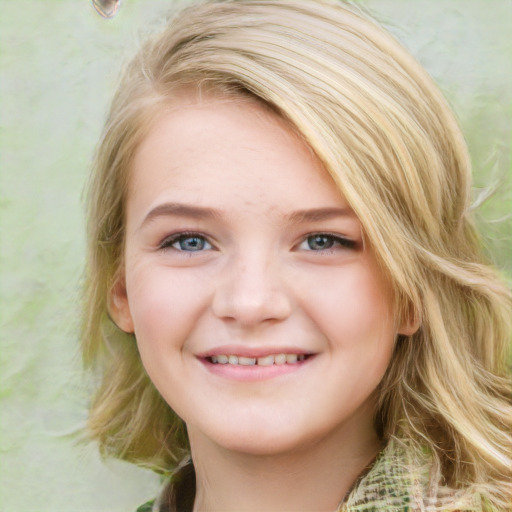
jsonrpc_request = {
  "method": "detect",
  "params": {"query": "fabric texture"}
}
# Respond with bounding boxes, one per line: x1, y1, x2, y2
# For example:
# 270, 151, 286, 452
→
340, 440, 483, 511
136, 501, 155, 512
137, 440, 484, 512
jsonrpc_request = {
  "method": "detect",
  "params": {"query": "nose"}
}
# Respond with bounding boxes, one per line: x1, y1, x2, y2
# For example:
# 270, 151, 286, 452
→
211, 251, 293, 327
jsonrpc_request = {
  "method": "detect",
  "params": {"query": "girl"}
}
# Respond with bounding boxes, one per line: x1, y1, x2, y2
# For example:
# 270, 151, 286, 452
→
82, 1, 512, 510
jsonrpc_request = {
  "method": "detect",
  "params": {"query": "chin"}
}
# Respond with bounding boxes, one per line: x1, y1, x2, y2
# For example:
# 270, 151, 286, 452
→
218, 434, 304, 456
203, 415, 329, 457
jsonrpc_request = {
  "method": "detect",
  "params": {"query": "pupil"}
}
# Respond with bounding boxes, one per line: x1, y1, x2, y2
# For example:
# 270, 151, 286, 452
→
181, 237, 203, 251
309, 235, 333, 250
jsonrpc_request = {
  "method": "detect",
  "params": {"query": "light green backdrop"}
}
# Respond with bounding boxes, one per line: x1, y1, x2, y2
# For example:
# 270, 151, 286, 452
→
1, 1, 510, 511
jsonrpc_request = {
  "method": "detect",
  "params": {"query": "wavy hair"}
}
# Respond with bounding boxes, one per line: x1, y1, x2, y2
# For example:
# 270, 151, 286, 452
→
82, 0, 512, 508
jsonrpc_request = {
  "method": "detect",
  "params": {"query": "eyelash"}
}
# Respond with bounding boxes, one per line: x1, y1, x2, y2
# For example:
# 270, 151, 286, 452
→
158, 232, 357, 253
298, 233, 357, 252
158, 232, 213, 252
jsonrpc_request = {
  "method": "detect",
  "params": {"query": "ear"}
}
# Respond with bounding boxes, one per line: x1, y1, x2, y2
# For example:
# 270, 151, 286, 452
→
397, 306, 420, 336
108, 271, 134, 333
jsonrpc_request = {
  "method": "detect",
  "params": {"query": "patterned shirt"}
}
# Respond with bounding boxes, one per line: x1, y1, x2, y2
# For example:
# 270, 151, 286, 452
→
137, 440, 484, 512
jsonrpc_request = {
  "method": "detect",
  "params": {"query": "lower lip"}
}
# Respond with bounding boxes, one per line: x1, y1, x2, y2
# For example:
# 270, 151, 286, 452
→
199, 357, 313, 381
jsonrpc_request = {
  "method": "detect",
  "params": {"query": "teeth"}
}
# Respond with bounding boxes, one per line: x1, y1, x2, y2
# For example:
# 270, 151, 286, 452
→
274, 353, 286, 365
238, 356, 257, 366
209, 353, 308, 365
257, 355, 275, 366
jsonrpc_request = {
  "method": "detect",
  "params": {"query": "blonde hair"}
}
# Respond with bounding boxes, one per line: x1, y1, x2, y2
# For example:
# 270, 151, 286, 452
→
82, 0, 512, 508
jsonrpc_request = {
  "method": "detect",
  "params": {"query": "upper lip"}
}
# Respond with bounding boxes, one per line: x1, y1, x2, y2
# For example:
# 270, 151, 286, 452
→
196, 345, 315, 359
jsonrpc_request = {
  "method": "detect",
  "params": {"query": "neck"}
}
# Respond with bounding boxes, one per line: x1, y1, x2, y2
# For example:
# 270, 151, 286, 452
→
189, 412, 381, 512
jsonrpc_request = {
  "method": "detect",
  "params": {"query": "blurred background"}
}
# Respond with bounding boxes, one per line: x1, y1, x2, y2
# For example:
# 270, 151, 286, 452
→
0, 1, 510, 510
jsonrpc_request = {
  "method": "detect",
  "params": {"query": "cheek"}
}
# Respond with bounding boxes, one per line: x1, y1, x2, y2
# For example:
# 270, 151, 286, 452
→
124, 265, 210, 406
307, 266, 394, 334
298, 263, 396, 374
125, 263, 209, 354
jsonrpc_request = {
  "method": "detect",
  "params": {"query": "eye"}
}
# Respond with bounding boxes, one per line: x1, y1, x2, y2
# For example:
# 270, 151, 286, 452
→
159, 233, 213, 252
299, 234, 357, 251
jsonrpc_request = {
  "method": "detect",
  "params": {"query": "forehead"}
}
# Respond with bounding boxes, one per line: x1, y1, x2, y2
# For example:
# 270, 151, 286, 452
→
128, 91, 349, 218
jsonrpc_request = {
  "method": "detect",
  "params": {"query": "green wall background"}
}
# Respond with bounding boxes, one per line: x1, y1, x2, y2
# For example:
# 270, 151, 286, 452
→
1, 1, 510, 510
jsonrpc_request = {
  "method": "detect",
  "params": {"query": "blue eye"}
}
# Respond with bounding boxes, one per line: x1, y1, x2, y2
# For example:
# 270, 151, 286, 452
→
160, 233, 212, 252
300, 234, 356, 251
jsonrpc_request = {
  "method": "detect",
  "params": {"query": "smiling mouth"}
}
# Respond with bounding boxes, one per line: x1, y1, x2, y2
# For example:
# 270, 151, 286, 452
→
206, 353, 312, 366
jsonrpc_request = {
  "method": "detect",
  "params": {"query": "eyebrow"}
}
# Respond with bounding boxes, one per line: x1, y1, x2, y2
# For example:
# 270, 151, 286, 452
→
140, 202, 221, 230
285, 207, 356, 224
139, 202, 356, 230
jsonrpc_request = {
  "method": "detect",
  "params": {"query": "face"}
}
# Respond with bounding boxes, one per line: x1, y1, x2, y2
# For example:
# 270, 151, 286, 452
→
111, 92, 413, 456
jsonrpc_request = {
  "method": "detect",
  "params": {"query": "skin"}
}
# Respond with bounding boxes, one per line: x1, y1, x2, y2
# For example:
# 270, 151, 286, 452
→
110, 91, 416, 511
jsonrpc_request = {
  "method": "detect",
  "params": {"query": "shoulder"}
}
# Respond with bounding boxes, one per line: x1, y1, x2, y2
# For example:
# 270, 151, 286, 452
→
341, 439, 484, 512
